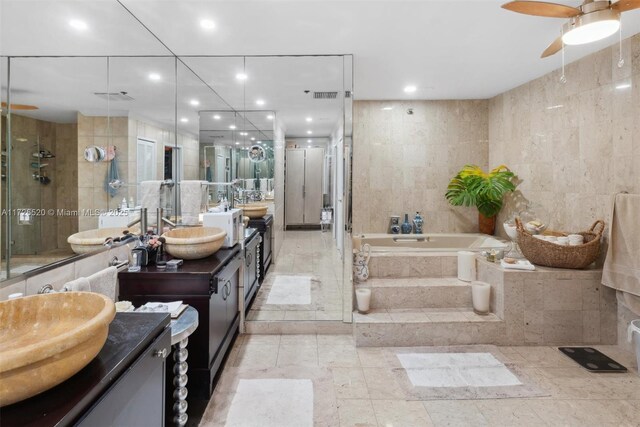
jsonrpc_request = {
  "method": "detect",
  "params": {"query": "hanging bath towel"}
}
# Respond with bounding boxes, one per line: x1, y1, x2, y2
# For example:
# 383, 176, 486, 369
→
105, 154, 120, 198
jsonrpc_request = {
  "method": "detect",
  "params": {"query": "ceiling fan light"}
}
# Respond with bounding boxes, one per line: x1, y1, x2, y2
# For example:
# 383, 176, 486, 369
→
562, 9, 620, 46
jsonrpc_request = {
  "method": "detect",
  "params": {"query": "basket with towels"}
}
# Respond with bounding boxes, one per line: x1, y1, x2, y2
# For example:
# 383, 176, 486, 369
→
516, 218, 604, 269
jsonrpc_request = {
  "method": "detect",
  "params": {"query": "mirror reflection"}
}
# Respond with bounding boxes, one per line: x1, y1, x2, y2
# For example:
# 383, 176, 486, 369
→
1, 53, 352, 326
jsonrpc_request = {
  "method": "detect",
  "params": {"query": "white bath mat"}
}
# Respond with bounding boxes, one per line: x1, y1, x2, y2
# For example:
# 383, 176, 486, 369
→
388, 345, 548, 400
225, 379, 313, 427
266, 275, 312, 305
397, 353, 522, 388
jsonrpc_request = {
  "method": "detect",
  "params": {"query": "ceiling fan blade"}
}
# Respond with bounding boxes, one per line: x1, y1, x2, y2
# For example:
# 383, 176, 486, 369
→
612, 0, 640, 12
502, 1, 581, 17
541, 36, 563, 58
1, 102, 39, 111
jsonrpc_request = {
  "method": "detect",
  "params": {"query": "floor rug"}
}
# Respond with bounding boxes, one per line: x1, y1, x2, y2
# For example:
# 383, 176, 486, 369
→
265, 275, 312, 305
387, 345, 549, 400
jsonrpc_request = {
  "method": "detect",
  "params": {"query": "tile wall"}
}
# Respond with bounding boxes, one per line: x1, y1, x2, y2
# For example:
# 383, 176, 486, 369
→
352, 100, 489, 234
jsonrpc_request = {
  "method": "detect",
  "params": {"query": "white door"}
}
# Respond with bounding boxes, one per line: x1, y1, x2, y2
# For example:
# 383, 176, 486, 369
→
285, 149, 305, 225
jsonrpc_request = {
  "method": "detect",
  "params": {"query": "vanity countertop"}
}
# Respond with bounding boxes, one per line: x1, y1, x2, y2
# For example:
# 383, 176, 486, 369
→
119, 245, 241, 276
1, 312, 170, 427
244, 227, 259, 243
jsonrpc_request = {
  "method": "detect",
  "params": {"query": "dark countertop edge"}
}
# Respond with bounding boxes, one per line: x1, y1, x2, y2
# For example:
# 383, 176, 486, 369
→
1, 313, 170, 427
244, 228, 259, 243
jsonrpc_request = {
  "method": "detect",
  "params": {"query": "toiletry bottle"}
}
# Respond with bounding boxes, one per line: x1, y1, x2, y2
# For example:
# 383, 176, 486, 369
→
401, 214, 413, 234
413, 212, 424, 234
121, 197, 127, 210
129, 196, 135, 209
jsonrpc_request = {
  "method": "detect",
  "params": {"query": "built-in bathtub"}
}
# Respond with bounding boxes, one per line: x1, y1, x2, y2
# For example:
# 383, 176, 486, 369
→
355, 233, 508, 278
359, 233, 508, 253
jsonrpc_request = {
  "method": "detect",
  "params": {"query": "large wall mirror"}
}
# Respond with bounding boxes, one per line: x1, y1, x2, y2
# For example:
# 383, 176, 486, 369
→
1, 51, 353, 326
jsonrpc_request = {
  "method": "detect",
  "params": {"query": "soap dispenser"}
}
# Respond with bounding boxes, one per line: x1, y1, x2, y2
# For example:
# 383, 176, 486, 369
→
400, 214, 413, 234
413, 212, 424, 234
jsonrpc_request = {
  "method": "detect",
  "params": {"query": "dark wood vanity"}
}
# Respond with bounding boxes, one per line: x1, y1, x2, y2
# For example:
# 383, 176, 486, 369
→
248, 214, 273, 283
118, 246, 242, 401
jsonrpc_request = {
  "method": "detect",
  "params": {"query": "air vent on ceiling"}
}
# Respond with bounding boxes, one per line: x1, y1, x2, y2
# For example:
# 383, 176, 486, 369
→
313, 91, 338, 99
93, 91, 134, 101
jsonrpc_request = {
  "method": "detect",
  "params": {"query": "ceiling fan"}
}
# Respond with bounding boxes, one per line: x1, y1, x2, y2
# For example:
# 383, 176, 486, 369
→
502, 0, 640, 58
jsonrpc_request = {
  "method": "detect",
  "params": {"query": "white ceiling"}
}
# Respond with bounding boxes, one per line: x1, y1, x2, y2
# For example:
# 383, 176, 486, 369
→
1, 0, 640, 135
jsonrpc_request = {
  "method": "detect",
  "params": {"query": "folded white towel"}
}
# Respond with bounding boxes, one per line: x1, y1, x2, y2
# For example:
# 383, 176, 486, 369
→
87, 266, 118, 301
500, 259, 536, 271
180, 180, 207, 225
140, 180, 163, 226
63, 277, 91, 292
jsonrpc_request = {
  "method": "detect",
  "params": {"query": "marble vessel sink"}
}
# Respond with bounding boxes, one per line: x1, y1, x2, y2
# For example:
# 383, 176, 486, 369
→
237, 203, 268, 219
67, 227, 138, 254
162, 226, 227, 260
0, 292, 116, 407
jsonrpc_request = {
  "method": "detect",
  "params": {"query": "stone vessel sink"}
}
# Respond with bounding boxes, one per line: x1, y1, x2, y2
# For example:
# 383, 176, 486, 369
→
0, 292, 116, 407
237, 203, 268, 219
67, 227, 138, 254
162, 226, 227, 260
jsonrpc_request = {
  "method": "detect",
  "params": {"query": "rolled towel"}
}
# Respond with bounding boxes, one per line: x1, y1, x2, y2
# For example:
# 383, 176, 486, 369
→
63, 277, 91, 292
87, 266, 118, 301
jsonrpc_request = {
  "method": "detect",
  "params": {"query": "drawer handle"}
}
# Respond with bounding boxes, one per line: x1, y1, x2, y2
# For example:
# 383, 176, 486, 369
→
154, 348, 169, 359
246, 253, 253, 266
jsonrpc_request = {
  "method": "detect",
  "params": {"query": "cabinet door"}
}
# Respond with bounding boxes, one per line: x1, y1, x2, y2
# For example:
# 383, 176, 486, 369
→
226, 269, 239, 327
285, 149, 305, 225
78, 327, 171, 427
303, 148, 324, 224
209, 290, 227, 364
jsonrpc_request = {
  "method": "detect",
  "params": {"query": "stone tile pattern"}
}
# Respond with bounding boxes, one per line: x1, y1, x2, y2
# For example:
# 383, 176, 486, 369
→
354, 255, 616, 347
1, 114, 78, 254
476, 258, 617, 346
368, 254, 457, 278
77, 114, 199, 231
490, 33, 640, 240
351, 99, 489, 235
202, 332, 640, 427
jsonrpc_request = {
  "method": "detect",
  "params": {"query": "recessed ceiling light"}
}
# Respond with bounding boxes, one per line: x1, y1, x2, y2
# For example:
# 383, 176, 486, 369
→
381, 106, 393, 111
266, 115, 274, 120
229, 125, 236, 130
235, 141, 240, 145
236, 73, 248, 81
250, 137, 255, 141
148, 73, 161, 81
404, 85, 417, 93
307, 130, 313, 135
256, 99, 265, 106
307, 139, 312, 143
69, 19, 88, 31
306, 117, 313, 122
240, 132, 248, 136
180, 117, 188, 123
616, 83, 632, 90
257, 141, 262, 144
213, 115, 221, 120
200, 19, 216, 30
189, 99, 200, 106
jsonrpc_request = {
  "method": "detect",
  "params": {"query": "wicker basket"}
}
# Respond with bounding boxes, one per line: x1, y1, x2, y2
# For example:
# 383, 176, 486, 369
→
515, 218, 605, 269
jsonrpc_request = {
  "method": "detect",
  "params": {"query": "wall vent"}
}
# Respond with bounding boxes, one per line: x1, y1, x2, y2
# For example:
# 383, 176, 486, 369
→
93, 91, 135, 101
313, 91, 338, 99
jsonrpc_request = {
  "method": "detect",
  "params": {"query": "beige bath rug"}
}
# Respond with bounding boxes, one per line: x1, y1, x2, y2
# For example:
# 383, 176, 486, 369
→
387, 345, 549, 400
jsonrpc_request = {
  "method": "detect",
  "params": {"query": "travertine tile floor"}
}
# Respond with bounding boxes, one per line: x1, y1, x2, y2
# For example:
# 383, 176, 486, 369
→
200, 334, 640, 427
247, 230, 344, 321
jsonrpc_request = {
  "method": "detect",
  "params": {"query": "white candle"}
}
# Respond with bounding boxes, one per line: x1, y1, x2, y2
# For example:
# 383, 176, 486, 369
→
471, 281, 491, 314
457, 251, 476, 282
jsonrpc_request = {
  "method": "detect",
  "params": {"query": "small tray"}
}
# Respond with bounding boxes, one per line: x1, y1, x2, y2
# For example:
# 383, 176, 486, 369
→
171, 304, 188, 319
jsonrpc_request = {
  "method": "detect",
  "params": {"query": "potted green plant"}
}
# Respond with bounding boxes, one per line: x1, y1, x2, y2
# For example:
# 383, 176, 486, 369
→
445, 164, 517, 235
